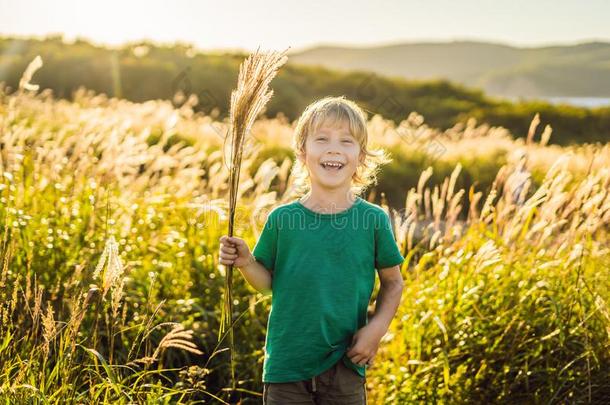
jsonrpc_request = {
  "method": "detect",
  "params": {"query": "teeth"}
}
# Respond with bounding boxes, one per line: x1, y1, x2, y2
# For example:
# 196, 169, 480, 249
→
322, 162, 343, 169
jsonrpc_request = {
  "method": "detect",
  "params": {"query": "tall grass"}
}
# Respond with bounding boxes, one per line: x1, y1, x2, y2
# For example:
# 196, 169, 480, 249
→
0, 56, 608, 402
219, 48, 287, 393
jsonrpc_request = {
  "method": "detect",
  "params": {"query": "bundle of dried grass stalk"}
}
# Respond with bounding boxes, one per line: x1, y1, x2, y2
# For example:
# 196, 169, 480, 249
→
219, 48, 287, 390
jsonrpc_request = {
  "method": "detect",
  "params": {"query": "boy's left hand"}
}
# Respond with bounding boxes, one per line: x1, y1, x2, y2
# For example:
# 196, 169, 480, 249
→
346, 322, 386, 367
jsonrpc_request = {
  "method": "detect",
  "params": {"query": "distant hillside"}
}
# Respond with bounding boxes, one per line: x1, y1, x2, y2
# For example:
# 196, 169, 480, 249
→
289, 41, 610, 98
1, 36, 609, 144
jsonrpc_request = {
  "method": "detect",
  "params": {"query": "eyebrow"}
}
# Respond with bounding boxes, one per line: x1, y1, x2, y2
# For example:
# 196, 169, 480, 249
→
316, 130, 353, 137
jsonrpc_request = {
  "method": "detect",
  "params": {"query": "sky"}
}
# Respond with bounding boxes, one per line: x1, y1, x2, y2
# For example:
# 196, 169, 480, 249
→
0, 0, 609, 53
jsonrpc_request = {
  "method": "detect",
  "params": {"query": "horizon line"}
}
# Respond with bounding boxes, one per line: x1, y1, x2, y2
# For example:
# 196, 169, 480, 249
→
1, 32, 609, 55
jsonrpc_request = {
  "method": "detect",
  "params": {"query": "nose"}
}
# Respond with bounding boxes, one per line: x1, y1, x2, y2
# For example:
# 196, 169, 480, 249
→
325, 142, 343, 154
324, 150, 342, 161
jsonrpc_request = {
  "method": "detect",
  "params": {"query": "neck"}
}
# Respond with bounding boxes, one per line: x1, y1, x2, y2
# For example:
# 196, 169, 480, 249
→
300, 185, 357, 213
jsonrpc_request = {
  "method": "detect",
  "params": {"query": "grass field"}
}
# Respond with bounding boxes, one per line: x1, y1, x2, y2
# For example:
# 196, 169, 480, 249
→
0, 70, 609, 403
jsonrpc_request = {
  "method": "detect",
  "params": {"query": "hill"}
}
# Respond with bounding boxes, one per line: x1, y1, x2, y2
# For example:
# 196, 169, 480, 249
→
1, 36, 609, 144
289, 40, 610, 98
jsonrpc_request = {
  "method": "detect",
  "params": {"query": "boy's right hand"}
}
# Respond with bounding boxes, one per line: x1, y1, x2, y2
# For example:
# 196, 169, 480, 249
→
219, 235, 255, 268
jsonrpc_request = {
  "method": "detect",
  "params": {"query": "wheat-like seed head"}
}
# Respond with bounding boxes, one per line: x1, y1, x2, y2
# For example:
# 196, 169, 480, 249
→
129, 323, 203, 367
219, 49, 287, 340
93, 235, 125, 299
31, 282, 43, 330
111, 276, 125, 319
480, 187, 498, 224
18, 55, 43, 93
41, 301, 56, 359
225, 49, 288, 223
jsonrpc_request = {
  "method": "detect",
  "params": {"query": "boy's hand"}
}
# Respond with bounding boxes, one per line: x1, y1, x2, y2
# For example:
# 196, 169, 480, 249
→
219, 236, 255, 268
346, 322, 386, 367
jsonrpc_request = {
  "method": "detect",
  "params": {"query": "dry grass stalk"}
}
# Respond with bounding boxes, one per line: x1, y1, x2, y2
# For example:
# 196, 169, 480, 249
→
218, 48, 287, 390
93, 235, 125, 299
41, 301, 56, 358
68, 287, 98, 353
128, 323, 203, 367
18, 55, 43, 93
527, 113, 541, 144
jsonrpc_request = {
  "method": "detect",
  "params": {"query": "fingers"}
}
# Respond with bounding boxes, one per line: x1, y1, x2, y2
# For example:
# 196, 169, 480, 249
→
219, 235, 244, 248
219, 251, 238, 265
219, 258, 235, 265
221, 245, 237, 254
219, 236, 251, 267
219, 235, 233, 247
219, 236, 250, 260
348, 350, 375, 366
220, 245, 238, 258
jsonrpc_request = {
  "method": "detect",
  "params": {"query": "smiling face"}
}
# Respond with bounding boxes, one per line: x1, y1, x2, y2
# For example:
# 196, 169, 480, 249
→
297, 118, 364, 192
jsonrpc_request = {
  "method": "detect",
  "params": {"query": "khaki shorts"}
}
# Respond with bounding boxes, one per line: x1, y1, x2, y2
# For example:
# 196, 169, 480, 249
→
263, 358, 367, 404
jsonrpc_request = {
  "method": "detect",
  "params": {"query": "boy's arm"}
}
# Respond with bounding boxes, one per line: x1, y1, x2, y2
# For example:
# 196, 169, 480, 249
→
236, 253, 273, 297
347, 265, 404, 365
368, 265, 404, 335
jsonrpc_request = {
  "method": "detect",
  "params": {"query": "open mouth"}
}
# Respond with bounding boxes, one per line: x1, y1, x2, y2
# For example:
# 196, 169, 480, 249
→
320, 162, 345, 171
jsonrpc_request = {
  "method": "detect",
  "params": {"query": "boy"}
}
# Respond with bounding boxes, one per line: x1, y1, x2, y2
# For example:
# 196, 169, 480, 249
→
219, 96, 405, 404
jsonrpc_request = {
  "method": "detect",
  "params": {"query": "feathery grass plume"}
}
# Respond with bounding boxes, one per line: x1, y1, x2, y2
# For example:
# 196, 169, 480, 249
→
129, 323, 203, 367
31, 279, 43, 335
218, 48, 288, 390
526, 113, 541, 144
68, 286, 98, 354
93, 235, 125, 299
0, 239, 15, 326
540, 124, 553, 146
18, 55, 43, 93
41, 301, 56, 359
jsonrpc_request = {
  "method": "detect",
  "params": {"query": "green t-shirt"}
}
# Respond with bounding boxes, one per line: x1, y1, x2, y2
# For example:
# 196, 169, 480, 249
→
252, 196, 405, 383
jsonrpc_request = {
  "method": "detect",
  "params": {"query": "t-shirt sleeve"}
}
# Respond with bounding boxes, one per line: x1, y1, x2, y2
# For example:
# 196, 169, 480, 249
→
252, 210, 277, 273
374, 210, 405, 270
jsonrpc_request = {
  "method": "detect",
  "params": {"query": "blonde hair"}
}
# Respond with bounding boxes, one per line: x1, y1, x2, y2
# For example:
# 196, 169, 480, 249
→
289, 96, 392, 197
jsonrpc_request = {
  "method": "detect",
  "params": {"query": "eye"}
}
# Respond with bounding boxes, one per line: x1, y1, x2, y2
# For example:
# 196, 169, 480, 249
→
342, 139, 354, 144
316, 136, 328, 141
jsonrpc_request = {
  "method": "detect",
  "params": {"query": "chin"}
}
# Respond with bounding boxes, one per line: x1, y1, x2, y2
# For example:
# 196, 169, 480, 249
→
317, 179, 350, 189
310, 170, 356, 189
